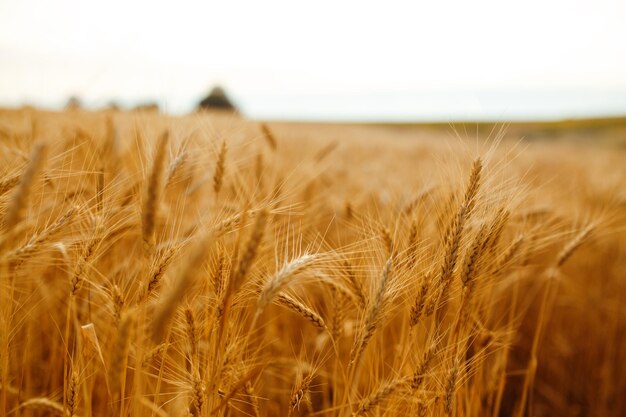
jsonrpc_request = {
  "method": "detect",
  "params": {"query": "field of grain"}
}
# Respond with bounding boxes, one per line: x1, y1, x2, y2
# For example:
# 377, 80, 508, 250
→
0, 108, 625, 417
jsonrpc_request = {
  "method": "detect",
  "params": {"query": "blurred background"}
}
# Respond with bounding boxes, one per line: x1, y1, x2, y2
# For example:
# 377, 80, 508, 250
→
1, 0, 625, 121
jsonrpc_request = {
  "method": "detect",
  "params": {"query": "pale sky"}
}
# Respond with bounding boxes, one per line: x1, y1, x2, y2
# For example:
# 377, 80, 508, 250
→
1, 0, 625, 120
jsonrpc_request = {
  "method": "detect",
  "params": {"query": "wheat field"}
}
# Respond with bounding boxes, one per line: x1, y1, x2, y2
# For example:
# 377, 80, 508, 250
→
0, 108, 625, 417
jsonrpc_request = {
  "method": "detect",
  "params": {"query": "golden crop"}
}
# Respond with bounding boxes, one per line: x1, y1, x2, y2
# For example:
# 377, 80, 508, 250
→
0, 108, 624, 417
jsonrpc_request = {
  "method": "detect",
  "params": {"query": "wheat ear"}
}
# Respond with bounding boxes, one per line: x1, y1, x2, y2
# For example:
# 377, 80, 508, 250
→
355, 377, 408, 416
556, 224, 594, 267
142, 131, 169, 254
5, 142, 48, 231
15, 398, 65, 416
350, 259, 392, 365
255, 254, 317, 318
277, 293, 327, 331
260, 123, 278, 151
151, 238, 207, 343
213, 140, 227, 196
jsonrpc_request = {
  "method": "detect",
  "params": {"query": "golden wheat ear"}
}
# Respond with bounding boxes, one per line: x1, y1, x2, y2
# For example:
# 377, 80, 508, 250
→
355, 377, 409, 416
350, 258, 393, 366
260, 123, 278, 151
4, 142, 48, 232
431, 158, 483, 320
213, 139, 227, 197
109, 312, 134, 403
13, 398, 65, 416
444, 357, 461, 416
188, 372, 205, 417
412, 343, 436, 391
276, 293, 327, 331
151, 236, 209, 343
142, 130, 169, 256
255, 254, 318, 319
409, 273, 431, 327
556, 224, 594, 267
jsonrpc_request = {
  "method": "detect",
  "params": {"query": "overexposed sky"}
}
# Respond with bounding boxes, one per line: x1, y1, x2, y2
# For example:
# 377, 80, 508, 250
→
1, 0, 626, 119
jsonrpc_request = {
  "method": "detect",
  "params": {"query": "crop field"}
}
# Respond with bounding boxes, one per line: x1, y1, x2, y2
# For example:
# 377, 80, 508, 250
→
0, 108, 625, 417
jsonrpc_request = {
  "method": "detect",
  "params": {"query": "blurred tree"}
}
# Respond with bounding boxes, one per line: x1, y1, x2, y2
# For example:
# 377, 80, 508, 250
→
65, 96, 82, 110
106, 101, 121, 111
198, 86, 237, 111
133, 102, 160, 112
